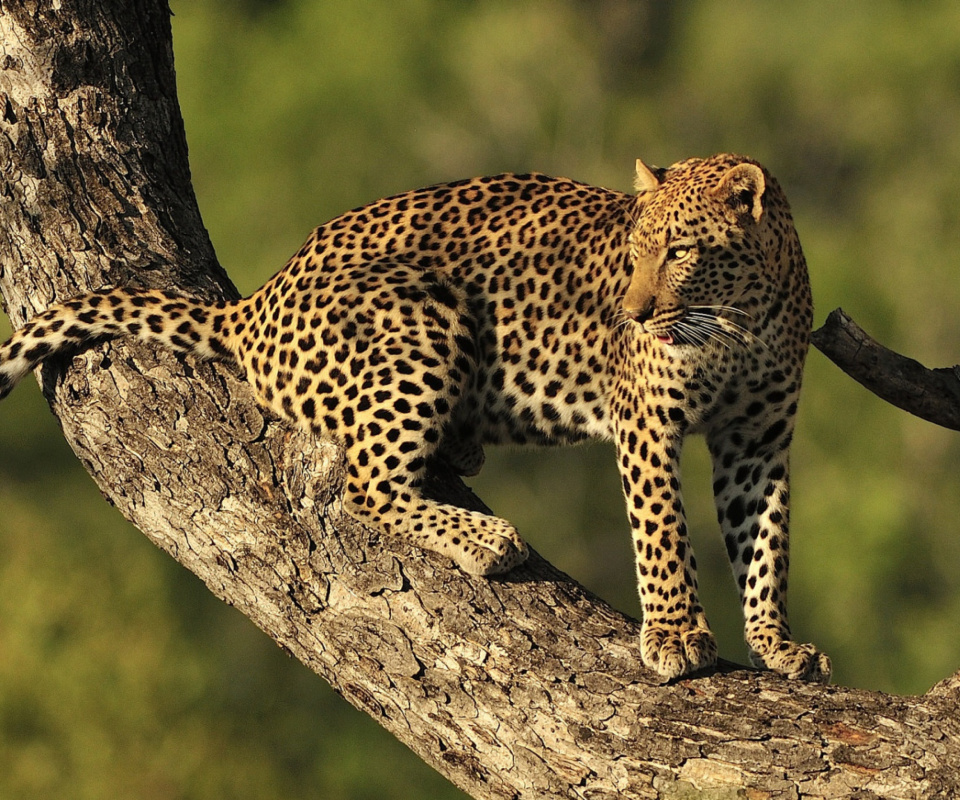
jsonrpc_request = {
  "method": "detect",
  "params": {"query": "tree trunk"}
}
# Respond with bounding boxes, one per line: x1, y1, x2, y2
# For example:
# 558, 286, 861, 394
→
1, 2, 959, 798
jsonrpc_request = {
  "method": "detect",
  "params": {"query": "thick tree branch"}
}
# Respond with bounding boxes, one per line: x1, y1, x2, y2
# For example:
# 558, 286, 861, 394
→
812, 308, 960, 431
2, 2, 960, 798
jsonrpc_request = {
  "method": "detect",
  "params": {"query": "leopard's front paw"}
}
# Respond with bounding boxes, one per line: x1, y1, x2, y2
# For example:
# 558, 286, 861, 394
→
749, 641, 832, 683
641, 620, 718, 681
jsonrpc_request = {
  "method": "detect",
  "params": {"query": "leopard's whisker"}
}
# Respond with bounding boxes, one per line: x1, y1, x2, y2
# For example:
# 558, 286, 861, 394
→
689, 303, 752, 319
693, 321, 732, 349
673, 318, 720, 349
684, 306, 769, 350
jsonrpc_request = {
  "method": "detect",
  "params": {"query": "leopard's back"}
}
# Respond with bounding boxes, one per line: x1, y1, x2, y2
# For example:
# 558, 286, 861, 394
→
229, 174, 639, 450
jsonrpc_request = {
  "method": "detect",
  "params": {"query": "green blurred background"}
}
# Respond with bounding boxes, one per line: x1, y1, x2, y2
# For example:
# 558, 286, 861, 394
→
3, 1, 960, 797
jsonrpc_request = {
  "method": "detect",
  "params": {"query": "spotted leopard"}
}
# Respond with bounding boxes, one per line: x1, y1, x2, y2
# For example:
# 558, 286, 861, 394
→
0, 153, 830, 682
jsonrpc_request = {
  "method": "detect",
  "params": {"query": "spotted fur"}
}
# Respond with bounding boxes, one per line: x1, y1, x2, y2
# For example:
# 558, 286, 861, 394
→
0, 154, 830, 681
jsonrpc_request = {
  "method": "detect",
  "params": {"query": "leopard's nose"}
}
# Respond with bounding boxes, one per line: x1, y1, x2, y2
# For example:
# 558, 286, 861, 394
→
625, 297, 655, 323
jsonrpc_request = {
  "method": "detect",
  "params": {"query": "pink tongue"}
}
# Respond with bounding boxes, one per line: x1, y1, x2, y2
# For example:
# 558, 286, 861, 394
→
656, 333, 673, 344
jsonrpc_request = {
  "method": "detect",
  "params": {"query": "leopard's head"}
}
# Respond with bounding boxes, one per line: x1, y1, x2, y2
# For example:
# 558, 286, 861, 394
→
623, 154, 811, 351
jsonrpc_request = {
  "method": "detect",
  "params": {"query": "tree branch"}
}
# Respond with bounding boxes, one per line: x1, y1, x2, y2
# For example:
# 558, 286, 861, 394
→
812, 308, 960, 431
2, 2, 960, 798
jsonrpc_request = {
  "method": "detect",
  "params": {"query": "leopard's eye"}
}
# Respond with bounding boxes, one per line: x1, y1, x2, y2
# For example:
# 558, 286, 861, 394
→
667, 246, 692, 262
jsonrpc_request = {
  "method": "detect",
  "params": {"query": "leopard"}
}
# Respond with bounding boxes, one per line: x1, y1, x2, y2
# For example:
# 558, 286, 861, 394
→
0, 153, 831, 682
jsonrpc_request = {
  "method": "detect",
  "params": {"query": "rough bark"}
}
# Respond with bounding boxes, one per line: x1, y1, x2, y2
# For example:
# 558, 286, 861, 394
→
1, 2, 959, 798
812, 308, 960, 431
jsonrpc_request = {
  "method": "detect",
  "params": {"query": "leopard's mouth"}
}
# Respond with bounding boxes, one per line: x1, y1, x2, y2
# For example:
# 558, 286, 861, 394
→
640, 306, 686, 346
642, 305, 753, 349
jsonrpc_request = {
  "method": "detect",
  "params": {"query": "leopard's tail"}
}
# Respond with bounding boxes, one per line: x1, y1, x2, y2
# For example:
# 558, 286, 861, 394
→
0, 288, 239, 401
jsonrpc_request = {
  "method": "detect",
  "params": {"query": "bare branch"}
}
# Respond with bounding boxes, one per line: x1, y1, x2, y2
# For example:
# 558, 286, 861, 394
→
812, 308, 960, 430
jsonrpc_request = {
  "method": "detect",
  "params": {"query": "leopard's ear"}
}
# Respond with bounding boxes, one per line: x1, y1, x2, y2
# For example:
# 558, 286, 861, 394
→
634, 158, 661, 194
709, 163, 766, 223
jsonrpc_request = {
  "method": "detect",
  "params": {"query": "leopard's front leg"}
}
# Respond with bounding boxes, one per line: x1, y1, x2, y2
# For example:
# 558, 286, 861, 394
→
615, 408, 717, 680
708, 422, 831, 683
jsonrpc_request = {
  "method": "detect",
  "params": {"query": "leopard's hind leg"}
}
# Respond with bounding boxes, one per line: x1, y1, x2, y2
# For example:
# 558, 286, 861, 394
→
335, 322, 526, 576
248, 265, 528, 576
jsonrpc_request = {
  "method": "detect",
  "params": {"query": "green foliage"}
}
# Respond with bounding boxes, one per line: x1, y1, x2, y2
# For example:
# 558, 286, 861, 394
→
3, 0, 960, 796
